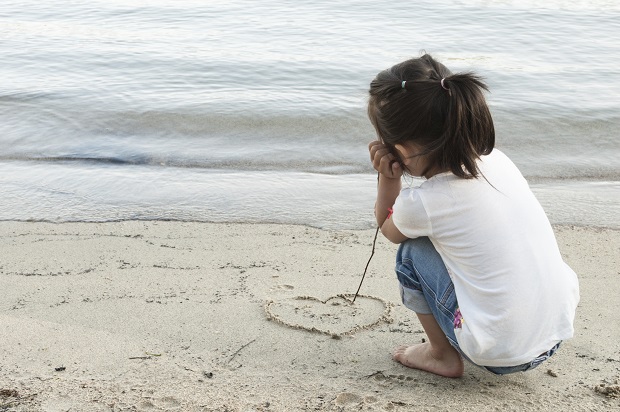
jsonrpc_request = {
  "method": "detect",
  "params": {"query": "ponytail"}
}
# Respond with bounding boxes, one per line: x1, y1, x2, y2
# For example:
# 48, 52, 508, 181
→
368, 54, 495, 179
440, 73, 495, 178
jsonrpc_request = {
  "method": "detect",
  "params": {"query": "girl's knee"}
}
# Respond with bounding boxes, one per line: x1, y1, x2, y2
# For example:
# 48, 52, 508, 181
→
396, 238, 434, 289
397, 236, 433, 261
397, 237, 442, 272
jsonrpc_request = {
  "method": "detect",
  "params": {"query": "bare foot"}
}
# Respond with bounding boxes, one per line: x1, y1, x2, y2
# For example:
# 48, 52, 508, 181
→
392, 342, 464, 378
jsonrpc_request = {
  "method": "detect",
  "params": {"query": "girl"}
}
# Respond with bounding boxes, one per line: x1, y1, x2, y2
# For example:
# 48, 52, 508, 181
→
367, 54, 579, 377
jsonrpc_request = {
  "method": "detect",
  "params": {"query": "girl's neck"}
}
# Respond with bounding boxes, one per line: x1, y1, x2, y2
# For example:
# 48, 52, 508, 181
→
422, 164, 449, 179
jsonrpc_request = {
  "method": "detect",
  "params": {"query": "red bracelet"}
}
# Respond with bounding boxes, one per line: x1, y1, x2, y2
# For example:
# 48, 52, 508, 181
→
386, 208, 393, 219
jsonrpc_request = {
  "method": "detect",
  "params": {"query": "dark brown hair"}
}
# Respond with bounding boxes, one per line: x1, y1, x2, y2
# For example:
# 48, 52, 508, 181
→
368, 54, 495, 178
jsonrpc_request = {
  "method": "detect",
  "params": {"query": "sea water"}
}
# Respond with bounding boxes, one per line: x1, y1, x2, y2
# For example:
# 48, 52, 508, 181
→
1, 0, 619, 229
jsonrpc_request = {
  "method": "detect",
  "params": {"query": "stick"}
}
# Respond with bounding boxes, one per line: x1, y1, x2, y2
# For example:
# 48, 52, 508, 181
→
352, 171, 382, 304
352, 226, 380, 303
228, 338, 256, 363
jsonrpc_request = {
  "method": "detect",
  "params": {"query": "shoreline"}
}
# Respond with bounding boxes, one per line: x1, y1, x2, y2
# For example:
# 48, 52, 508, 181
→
1, 163, 619, 231
0, 218, 619, 232
1, 221, 619, 411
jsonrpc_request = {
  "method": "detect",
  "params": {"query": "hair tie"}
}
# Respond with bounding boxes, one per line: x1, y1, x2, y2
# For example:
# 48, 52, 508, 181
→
440, 78, 452, 96
440, 78, 449, 91
401, 80, 407, 89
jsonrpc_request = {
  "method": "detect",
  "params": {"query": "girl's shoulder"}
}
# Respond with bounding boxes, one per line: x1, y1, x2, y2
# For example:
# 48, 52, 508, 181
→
417, 148, 525, 194
479, 149, 525, 180
480, 148, 517, 169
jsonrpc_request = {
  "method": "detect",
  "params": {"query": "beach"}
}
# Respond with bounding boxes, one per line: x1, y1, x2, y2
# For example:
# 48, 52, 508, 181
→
2, 0, 620, 410
1, 221, 618, 411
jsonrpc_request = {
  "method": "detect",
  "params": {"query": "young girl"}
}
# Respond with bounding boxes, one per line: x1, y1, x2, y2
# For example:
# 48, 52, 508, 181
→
368, 54, 579, 377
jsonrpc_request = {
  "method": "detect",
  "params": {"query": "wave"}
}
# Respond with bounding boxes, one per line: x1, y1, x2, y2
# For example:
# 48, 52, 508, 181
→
0, 155, 370, 175
2, 154, 620, 182
2, 97, 619, 139
2, 97, 619, 181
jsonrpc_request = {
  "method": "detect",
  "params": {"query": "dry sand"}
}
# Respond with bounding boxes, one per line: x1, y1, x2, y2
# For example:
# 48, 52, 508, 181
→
0, 221, 619, 411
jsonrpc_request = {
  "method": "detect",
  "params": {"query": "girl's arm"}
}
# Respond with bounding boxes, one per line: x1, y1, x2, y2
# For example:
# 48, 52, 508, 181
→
369, 141, 408, 244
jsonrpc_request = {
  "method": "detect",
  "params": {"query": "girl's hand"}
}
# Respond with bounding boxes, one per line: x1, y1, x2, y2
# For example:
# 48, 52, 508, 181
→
368, 140, 403, 179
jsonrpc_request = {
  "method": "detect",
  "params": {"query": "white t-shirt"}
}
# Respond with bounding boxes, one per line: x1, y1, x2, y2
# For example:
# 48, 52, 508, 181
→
392, 149, 580, 367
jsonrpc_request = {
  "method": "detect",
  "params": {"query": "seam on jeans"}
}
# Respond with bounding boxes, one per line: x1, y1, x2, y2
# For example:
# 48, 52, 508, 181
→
414, 264, 456, 324
396, 258, 423, 290
439, 282, 454, 306
410, 259, 449, 309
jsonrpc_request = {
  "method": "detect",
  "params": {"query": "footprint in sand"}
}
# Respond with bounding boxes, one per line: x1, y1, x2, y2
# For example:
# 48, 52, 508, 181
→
40, 395, 75, 412
272, 284, 295, 291
137, 396, 182, 410
334, 392, 380, 408
158, 396, 181, 409
334, 392, 363, 406
136, 400, 156, 410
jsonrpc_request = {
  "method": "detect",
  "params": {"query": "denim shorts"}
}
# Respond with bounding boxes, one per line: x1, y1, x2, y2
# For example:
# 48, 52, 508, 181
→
395, 236, 560, 375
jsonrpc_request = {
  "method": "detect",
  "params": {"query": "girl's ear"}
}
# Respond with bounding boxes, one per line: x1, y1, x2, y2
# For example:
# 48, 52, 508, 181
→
394, 143, 417, 165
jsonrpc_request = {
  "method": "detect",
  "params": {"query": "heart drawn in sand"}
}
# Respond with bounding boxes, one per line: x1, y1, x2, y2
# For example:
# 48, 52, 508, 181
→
264, 294, 393, 338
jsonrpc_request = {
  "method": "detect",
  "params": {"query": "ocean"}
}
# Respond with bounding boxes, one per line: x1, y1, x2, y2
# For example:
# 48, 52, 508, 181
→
1, 0, 619, 229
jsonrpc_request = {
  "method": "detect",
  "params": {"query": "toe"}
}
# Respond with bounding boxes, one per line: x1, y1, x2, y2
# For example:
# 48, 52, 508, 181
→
392, 345, 408, 360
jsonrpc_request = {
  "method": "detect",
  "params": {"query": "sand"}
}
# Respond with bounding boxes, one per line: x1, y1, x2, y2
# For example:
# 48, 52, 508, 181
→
0, 221, 619, 411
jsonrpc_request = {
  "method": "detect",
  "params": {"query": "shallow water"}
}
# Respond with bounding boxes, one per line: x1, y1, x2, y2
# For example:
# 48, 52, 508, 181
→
1, 0, 619, 229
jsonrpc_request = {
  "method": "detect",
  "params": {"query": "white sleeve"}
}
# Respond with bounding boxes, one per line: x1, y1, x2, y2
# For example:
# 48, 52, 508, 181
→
391, 187, 432, 239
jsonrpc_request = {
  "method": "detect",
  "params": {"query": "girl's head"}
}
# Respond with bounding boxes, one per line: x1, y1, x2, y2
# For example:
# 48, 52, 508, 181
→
368, 53, 494, 178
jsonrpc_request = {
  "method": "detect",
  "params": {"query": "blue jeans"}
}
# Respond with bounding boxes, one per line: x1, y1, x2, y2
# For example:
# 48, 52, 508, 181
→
395, 236, 560, 375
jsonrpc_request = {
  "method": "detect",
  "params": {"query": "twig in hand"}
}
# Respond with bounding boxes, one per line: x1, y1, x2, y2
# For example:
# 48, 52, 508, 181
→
352, 226, 380, 303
